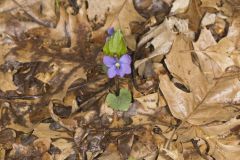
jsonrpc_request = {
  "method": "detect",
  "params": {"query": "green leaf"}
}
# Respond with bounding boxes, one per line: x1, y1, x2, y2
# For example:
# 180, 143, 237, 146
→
106, 88, 132, 111
103, 30, 128, 57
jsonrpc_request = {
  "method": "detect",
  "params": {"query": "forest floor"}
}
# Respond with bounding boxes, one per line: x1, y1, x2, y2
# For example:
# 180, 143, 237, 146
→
0, 0, 240, 160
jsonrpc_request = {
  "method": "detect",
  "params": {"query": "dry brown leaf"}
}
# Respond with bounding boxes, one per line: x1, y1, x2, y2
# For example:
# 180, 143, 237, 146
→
0, 0, 239, 160
52, 139, 75, 160
33, 123, 71, 139
193, 28, 217, 51
87, 0, 125, 25
159, 75, 195, 120
207, 136, 240, 160
0, 71, 17, 92
91, 0, 145, 50
6, 122, 33, 133
201, 12, 216, 27
202, 117, 240, 137
164, 35, 209, 100
177, 0, 203, 32
160, 148, 184, 160
42, 152, 53, 160
137, 17, 177, 49
160, 35, 240, 125
0, 0, 40, 13
200, 0, 221, 9
130, 141, 157, 159
135, 16, 195, 76
51, 66, 86, 101
194, 29, 237, 81
160, 70, 240, 126
100, 103, 114, 116
135, 18, 178, 74
33, 138, 51, 154
170, 0, 190, 15
98, 143, 121, 160
135, 93, 163, 110
0, 145, 5, 160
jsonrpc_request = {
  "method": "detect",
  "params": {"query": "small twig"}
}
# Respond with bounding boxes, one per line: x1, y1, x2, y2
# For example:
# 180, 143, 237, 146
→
0, 94, 43, 100
164, 127, 177, 149
88, 125, 142, 133
12, 0, 53, 28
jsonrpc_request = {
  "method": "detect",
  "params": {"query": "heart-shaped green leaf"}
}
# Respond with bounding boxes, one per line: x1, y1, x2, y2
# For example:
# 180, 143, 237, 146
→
106, 88, 132, 111
103, 30, 128, 57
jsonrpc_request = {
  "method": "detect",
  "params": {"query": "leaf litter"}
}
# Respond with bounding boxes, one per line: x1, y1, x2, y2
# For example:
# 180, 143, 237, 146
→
0, 0, 240, 160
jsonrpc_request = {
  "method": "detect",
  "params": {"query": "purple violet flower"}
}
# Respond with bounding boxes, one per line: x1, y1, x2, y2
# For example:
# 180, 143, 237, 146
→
103, 54, 132, 78
106, 27, 115, 42
107, 27, 115, 36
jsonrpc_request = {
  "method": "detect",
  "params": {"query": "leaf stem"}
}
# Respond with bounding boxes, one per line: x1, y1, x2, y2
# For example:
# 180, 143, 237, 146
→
115, 77, 120, 96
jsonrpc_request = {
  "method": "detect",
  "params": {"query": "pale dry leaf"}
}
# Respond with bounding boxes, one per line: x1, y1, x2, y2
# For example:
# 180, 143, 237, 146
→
227, 16, 240, 49
6, 122, 33, 133
138, 17, 178, 49
201, 117, 240, 137
156, 124, 177, 140
0, 0, 40, 13
87, 0, 125, 25
207, 136, 240, 160
52, 139, 75, 160
40, 0, 56, 23
100, 103, 114, 116
135, 18, 178, 73
194, 30, 237, 81
200, 0, 221, 9
160, 72, 240, 125
51, 66, 86, 101
0, 145, 5, 160
98, 143, 121, 160
159, 75, 195, 120
135, 93, 159, 110
167, 17, 193, 37
66, 4, 91, 49
49, 7, 69, 42
193, 28, 217, 51
159, 35, 240, 125
0, 41, 16, 65
170, 0, 190, 15
130, 141, 157, 159
33, 138, 51, 154
165, 35, 209, 101
177, 0, 203, 32
201, 12, 216, 27
160, 148, 184, 160
33, 123, 71, 139
42, 152, 53, 160
49, 101, 78, 131
0, 71, 18, 92
136, 17, 193, 73
92, 0, 145, 50
113, 0, 146, 50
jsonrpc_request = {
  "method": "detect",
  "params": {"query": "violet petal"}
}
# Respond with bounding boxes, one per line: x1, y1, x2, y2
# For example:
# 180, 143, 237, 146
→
103, 56, 117, 68
118, 63, 131, 77
119, 54, 131, 64
108, 65, 117, 78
